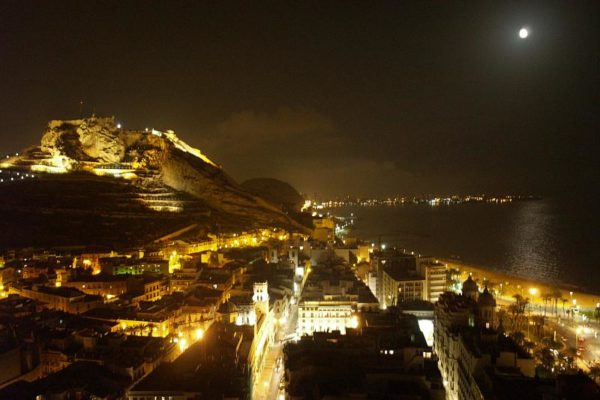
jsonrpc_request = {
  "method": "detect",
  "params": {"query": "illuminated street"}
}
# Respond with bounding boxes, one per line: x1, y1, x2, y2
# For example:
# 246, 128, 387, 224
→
254, 303, 299, 399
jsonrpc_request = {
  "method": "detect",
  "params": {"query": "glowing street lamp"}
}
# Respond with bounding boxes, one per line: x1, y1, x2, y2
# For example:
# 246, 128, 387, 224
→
195, 328, 204, 340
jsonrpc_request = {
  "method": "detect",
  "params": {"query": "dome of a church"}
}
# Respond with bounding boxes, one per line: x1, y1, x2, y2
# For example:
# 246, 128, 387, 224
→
478, 286, 496, 307
462, 275, 478, 294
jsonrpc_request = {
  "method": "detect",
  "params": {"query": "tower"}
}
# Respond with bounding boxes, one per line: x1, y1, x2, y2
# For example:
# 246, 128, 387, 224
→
253, 282, 269, 317
461, 275, 478, 301
477, 286, 497, 329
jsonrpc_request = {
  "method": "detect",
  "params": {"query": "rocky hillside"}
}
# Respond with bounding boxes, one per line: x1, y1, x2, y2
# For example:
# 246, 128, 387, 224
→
0, 116, 310, 248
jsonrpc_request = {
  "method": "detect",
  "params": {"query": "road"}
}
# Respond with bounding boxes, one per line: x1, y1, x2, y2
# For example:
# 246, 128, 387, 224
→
254, 342, 283, 400
254, 267, 306, 400
495, 292, 600, 373
545, 316, 600, 369
253, 303, 299, 399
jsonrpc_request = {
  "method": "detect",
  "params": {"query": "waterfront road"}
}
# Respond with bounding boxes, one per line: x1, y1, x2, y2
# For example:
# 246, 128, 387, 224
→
545, 317, 600, 370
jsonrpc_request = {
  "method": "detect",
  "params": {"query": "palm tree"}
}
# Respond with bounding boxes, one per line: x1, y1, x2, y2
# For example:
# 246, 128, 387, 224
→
542, 293, 551, 316
551, 289, 562, 316
531, 315, 545, 338
561, 298, 568, 316
511, 294, 530, 331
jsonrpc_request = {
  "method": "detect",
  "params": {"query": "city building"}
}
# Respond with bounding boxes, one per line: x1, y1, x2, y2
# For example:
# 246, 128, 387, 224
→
312, 216, 335, 242
0, 361, 131, 399
170, 264, 201, 293
61, 273, 128, 298
297, 262, 378, 336
8, 285, 103, 314
299, 297, 356, 335
127, 322, 252, 400
434, 278, 537, 400
101, 257, 169, 276
381, 263, 425, 307
285, 310, 444, 399
417, 257, 449, 302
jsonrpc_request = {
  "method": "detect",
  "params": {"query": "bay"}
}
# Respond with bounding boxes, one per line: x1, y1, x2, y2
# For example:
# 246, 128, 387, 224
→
337, 197, 600, 292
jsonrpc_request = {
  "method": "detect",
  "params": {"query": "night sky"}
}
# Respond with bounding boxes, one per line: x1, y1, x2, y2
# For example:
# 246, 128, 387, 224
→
0, 1, 598, 197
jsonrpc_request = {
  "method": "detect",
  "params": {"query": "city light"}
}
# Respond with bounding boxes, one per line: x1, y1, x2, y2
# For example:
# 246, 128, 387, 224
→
195, 328, 204, 340
528, 287, 538, 296
178, 338, 188, 352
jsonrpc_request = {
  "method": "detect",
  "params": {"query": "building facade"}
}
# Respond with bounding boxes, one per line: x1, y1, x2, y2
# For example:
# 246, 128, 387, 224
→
434, 279, 534, 400
298, 299, 356, 335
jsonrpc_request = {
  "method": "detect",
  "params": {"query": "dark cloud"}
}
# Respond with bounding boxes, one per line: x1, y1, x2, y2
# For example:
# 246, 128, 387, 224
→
202, 108, 420, 196
209, 108, 336, 153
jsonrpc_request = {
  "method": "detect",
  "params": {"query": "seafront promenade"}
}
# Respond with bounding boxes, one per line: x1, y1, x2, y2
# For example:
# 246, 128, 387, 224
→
444, 259, 600, 311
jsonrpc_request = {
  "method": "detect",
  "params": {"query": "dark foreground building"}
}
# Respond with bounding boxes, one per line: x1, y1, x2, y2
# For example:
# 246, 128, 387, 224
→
284, 309, 445, 399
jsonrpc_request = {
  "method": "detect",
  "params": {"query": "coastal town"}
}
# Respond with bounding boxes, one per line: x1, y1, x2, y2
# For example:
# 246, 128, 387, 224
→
2, 1, 598, 398
0, 206, 599, 399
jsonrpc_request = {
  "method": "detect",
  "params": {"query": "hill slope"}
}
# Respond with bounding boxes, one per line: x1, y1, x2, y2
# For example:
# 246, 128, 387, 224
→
0, 116, 309, 249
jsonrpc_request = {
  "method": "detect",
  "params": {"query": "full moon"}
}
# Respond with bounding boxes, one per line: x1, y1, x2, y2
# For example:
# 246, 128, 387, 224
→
519, 28, 529, 39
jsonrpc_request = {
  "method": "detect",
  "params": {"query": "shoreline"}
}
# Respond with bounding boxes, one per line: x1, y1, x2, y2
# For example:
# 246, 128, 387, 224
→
440, 258, 600, 311
335, 209, 600, 311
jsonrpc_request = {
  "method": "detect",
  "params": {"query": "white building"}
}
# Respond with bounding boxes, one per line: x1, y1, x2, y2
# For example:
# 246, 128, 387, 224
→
298, 298, 357, 335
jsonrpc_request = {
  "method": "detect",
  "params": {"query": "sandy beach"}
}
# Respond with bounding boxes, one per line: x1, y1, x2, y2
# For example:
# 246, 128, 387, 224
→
442, 259, 600, 311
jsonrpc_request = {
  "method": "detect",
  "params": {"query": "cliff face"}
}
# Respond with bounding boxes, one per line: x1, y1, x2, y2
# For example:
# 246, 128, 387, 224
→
13, 116, 309, 232
41, 118, 126, 163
